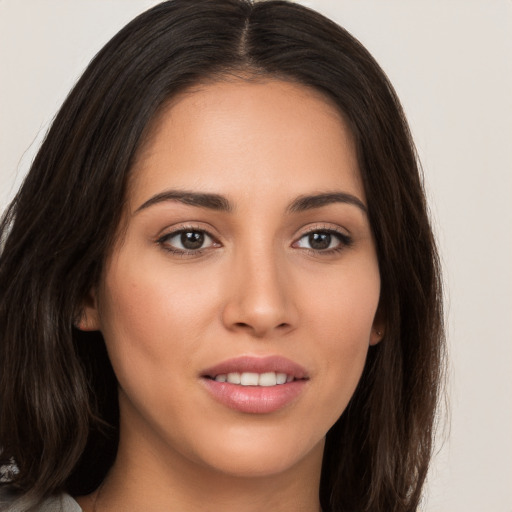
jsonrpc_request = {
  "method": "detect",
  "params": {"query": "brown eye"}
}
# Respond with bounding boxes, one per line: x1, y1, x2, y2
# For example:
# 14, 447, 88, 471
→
159, 229, 217, 253
308, 232, 331, 250
180, 231, 205, 250
295, 230, 351, 252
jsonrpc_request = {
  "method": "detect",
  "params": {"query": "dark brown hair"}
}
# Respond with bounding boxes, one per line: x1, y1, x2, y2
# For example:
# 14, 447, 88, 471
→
0, 1, 444, 510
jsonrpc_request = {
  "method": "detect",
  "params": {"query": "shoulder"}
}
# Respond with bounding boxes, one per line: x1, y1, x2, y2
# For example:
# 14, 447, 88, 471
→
0, 487, 82, 512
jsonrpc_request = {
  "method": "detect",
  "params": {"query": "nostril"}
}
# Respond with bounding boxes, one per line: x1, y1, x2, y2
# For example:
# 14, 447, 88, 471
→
235, 322, 289, 329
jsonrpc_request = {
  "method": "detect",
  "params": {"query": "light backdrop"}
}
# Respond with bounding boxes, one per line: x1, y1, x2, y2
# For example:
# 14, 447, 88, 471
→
1, 1, 511, 510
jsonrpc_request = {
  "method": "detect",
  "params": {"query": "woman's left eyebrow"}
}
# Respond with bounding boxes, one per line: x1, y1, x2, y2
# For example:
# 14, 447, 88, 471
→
287, 192, 367, 215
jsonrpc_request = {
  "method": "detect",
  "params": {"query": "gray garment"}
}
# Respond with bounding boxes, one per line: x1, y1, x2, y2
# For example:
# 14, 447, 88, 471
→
0, 488, 82, 512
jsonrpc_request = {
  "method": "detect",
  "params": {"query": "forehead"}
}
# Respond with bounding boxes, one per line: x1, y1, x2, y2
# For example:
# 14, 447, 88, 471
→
128, 79, 364, 210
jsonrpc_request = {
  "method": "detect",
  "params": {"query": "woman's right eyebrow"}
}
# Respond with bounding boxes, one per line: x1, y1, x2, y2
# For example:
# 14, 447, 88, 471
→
134, 190, 233, 214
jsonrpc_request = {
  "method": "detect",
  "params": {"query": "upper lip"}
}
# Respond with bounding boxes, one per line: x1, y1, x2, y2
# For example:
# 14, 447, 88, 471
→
201, 355, 308, 379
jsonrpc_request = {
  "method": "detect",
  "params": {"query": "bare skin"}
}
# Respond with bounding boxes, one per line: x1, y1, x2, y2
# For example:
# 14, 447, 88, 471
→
77, 79, 383, 512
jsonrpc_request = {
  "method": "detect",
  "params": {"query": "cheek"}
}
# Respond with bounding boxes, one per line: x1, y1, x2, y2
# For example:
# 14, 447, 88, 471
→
301, 258, 380, 417
95, 256, 217, 432
99, 252, 216, 344
303, 255, 381, 343
96, 254, 216, 393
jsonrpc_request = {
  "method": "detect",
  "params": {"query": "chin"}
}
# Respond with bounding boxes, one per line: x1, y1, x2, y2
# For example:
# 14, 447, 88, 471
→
186, 425, 326, 479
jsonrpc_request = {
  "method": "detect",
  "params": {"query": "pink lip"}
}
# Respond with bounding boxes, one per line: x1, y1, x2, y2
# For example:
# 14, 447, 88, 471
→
201, 355, 309, 414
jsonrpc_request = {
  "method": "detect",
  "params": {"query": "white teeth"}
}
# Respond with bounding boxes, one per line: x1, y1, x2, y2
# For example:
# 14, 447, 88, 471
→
227, 372, 241, 384
240, 372, 259, 386
258, 372, 277, 386
214, 371, 294, 386
276, 372, 287, 385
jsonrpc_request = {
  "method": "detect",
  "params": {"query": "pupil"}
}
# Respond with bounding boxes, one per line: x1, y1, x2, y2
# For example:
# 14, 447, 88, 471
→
181, 231, 204, 250
309, 232, 330, 250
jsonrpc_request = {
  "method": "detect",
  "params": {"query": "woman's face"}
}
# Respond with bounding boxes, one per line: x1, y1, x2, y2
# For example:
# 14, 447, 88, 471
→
84, 79, 383, 479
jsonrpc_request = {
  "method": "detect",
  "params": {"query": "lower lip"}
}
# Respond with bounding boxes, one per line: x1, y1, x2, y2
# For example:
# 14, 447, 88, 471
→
202, 379, 307, 414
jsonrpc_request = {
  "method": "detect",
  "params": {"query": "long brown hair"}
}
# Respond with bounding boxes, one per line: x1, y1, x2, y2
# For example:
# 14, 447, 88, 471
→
0, 1, 444, 510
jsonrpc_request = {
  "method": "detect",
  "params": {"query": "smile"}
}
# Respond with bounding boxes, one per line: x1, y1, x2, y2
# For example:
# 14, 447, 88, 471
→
211, 371, 294, 386
201, 356, 309, 414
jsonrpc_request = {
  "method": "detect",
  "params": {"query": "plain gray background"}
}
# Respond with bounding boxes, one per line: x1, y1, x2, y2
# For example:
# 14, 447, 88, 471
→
1, 1, 511, 510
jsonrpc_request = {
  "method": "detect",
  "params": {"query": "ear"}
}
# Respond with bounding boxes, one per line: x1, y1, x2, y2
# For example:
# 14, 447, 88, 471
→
75, 287, 101, 331
369, 304, 386, 346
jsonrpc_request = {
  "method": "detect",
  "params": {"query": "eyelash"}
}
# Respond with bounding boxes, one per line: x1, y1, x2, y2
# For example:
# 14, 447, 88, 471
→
294, 227, 353, 255
156, 225, 219, 256
156, 225, 352, 256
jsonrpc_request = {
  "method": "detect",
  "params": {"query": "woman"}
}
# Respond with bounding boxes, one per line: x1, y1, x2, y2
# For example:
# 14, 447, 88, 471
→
0, 1, 444, 511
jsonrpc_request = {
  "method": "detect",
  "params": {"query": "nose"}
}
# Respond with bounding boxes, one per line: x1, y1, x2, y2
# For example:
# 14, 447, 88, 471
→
221, 247, 298, 338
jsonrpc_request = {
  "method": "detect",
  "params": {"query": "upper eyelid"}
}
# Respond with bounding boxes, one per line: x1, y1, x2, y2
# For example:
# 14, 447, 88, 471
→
300, 225, 347, 234
295, 228, 351, 243
156, 223, 220, 240
293, 223, 351, 239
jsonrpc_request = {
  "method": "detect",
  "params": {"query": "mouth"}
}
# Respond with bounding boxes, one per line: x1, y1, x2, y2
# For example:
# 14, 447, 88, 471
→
205, 371, 296, 386
201, 355, 309, 414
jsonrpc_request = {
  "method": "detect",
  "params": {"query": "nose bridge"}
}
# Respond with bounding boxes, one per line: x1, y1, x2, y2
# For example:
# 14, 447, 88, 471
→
223, 236, 296, 336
